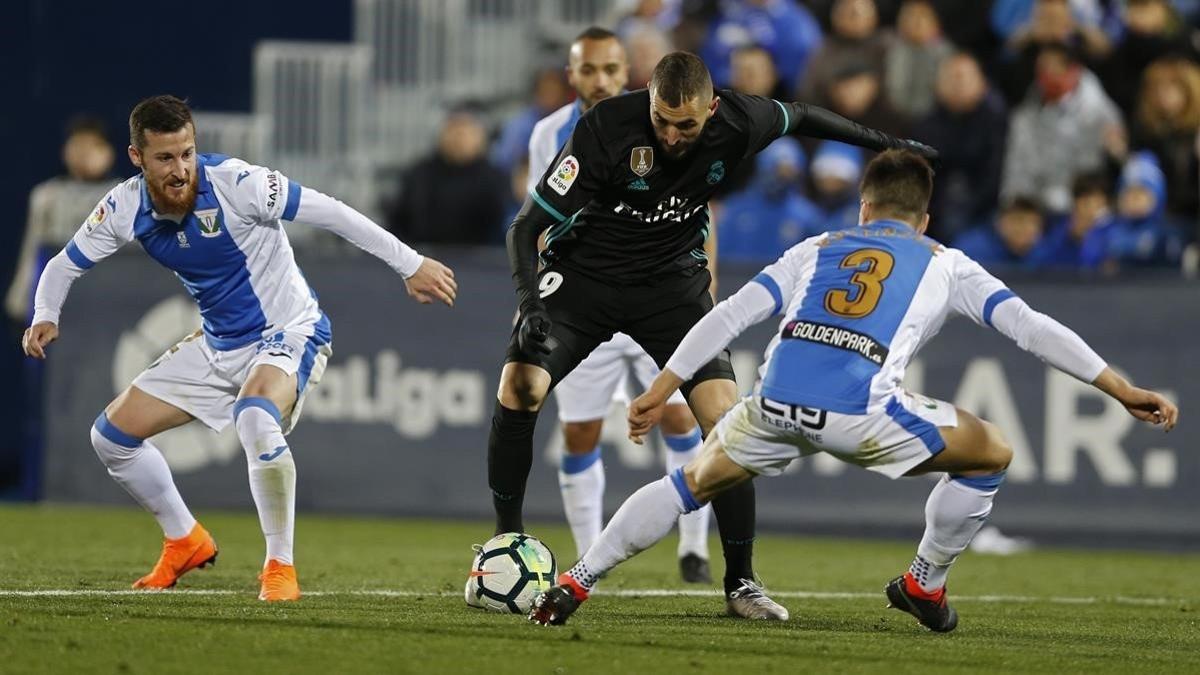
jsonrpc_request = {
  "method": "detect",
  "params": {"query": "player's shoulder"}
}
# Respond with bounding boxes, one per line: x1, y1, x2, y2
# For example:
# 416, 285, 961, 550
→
80, 176, 142, 238
532, 102, 578, 138
583, 90, 648, 136
201, 155, 280, 206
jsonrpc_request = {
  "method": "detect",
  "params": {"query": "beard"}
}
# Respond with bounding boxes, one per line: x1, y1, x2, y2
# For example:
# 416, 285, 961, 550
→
146, 171, 198, 214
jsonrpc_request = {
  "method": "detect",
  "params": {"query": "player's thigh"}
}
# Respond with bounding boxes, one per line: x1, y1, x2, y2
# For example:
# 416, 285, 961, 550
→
553, 337, 628, 423
628, 341, 693, 434
685, 379, 739, 435
239, 364, 299, 417
684, 431, 755, 503
907, 408, 1013, 477
127, 330, 236, 433
104, 386, 195, 439
501, 267, 615, 409
561, 420, 603, 454
624, 269, 735, 404
235, 323, 333, 431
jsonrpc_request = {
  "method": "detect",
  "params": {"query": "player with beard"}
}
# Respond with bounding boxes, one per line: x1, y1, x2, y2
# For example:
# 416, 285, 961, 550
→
487, 52, 938, 619
22, 95, 456, 601
524, 27, 714, 586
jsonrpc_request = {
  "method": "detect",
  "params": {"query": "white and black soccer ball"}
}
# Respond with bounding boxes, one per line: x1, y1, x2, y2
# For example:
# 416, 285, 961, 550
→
465, 533, 557, 614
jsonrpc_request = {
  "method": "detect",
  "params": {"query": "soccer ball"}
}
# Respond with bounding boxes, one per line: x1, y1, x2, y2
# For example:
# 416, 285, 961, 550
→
465, 533, 557, 614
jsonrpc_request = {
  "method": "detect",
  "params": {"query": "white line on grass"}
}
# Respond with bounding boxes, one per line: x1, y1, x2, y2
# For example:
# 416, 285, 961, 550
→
0, 588, 1186, 606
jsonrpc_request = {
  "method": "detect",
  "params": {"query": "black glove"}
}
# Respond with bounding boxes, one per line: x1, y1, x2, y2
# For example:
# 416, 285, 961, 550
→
518, 305, 553, 356
897, 138, 939, 163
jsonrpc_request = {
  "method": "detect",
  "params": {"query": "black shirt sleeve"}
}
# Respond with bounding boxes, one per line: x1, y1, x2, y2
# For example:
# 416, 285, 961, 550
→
724, 91, 791, 158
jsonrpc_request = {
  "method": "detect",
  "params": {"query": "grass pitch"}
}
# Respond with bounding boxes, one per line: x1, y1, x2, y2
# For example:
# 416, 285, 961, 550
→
0, 504, 1196, 674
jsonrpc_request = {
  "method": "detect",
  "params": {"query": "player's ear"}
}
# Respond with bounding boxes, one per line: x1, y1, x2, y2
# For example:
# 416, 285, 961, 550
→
918, 213, 930, 235
858, 199, 870, 226
708, 96, 719, 119
128, 145, 143, 170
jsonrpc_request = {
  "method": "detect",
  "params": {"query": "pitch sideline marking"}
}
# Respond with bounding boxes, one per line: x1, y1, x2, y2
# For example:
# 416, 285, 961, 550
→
0, 588, 1186, 607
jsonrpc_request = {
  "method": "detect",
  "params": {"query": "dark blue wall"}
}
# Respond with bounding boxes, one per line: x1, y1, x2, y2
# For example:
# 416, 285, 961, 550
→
2, 0, 353, 495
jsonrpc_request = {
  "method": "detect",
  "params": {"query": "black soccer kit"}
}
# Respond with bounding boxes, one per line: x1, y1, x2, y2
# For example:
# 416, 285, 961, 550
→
491, 89, 935, 590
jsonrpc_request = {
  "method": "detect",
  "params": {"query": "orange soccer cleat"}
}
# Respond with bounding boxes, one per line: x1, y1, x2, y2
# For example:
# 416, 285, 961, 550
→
132, 523, 218, 590
258, 559, 301, 602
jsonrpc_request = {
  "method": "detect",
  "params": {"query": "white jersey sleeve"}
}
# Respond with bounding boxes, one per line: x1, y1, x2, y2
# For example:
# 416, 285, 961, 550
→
294, 187, 424, 278
223, 160, 302, 224
32, 182, 137, 325
948, 249, 1107, 383
527, 115, 560, 195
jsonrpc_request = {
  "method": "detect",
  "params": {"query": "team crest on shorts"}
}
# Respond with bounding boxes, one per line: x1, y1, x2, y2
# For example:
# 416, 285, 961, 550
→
194, 208, 223, 238
630, 146, 654, 176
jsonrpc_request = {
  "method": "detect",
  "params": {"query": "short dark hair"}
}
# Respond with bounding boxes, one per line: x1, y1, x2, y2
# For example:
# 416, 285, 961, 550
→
649, 52, 713, 106
1002, 195, 1043, 215
1071, 172, 1109, 199
65, 115, 109, 141
1038, 42, 1082, 67
574, 26, 618, 43
859, 149, 934, 221
129, 95, 194, 148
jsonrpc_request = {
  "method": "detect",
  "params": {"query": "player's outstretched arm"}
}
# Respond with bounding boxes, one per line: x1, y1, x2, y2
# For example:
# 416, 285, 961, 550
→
291, 187, 456, 307
781, 100, 938, 161
627, 279, 777, 443
23, 247, 94, 359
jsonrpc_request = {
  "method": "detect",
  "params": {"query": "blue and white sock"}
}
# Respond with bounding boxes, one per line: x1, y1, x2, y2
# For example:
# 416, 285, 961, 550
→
234, 398, 296, 566
663, 428, 710, 559
575, 468, 699, 591
558, 447, 605, 558
90, 413, 196, 539
912, 472, 1006, 592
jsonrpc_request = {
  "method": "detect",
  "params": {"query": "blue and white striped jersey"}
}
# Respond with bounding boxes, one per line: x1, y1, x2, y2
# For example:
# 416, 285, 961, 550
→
526, 100, 584, 193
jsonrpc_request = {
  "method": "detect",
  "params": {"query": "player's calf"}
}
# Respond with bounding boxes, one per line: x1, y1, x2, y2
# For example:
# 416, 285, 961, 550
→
234, 397, 297, 570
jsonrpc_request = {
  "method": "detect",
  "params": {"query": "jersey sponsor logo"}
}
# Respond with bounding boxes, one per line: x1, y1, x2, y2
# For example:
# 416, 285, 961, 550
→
630, 146, 654, 176
781, 319, 889, 366
195, 208, 223, 238
266, 172, 280, 209
626, 178, 650, 191
613, 195, 706, 225
706, 160, 725, 185
547, 155, 579, 195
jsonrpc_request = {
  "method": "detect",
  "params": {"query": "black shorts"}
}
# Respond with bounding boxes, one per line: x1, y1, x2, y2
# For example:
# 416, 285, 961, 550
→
504, 265, 735, 399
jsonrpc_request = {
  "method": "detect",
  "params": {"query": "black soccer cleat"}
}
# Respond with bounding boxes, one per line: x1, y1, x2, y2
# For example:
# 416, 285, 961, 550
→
528, 580, 585, 626
679, 553, 712, 584
885, 575, 959, 633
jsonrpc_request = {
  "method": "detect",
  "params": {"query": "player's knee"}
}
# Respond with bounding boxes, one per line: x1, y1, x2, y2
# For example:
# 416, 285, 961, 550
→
660, 404, 697, 435
983, 422, 1013, 473
497, 367, 550, 411
233, 398, 288, 462
90, 413, 142, 466
562, 420, 602, 454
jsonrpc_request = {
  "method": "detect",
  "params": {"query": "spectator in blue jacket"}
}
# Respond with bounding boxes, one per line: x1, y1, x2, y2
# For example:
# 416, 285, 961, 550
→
1101, 150, 1185, 267
1037, 172, 1115, 268
809, 141, 864, 230
954, 196, 1051, 268
700, 0, 823, 90
718, 137, 824, 262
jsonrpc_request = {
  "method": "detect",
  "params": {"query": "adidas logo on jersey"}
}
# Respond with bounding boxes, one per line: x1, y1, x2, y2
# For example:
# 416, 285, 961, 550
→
626, 178, 650, 191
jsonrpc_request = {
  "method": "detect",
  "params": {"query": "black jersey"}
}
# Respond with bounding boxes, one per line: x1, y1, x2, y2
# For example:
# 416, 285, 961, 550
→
528, 89, 788, 284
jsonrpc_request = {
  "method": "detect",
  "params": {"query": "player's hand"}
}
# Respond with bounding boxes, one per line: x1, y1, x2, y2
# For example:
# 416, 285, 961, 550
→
1118, 386, 1178, 432
22, 321, 59, 359
405, 257, 457, 307
628, 391, 668, 445
517, 305, 553, 356
898, 138, 939, 163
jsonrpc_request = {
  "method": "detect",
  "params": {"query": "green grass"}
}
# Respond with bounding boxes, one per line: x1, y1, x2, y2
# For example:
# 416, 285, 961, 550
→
0, 504, 1197, 674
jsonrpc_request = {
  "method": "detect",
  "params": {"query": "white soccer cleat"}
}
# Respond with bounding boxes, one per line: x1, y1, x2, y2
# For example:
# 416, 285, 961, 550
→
726, 578, 790, 620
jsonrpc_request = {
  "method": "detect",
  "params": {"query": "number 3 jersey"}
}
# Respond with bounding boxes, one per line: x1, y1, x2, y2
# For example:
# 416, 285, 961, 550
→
733, 221, 1102, 415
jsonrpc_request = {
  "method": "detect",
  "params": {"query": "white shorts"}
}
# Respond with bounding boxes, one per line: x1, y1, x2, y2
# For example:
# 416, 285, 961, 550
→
553, 332, 687, 423
714, 391, 958, 479
132, 319, 333, 434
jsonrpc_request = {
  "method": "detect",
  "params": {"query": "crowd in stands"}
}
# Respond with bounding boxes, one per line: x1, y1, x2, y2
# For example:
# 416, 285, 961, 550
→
384, 0, 1200, 274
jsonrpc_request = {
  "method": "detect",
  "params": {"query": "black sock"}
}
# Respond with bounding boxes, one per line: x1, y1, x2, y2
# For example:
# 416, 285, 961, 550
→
487, 399, 540, 535
711, 479, 756, 594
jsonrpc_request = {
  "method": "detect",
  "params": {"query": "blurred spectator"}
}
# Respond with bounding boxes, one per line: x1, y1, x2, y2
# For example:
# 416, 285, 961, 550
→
1102, 150, 1185, 267
7, 117, 118, 323
927, 0, 998, 61
387, 111, 509, 245
1133, 58, 1200, 222
1038, 172, 1115, 267
991, 0, 1114, 42
1102, 0, 1200, 118
614, 0, 679, 40
997, 0, 1112, 106
625, 24, 674, 89
953, 197, 1050, 267
826, 61, 906, 138
730, 44, 784, 98
799, 0, 891, 105
489, 68, 572, 173
1001, 43, 1124, 215
699, 0, 823, 90
885, 0, 953, 121
913, 53, 1009, 242
809, 141, 864, 230
717, 137, 824, 261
